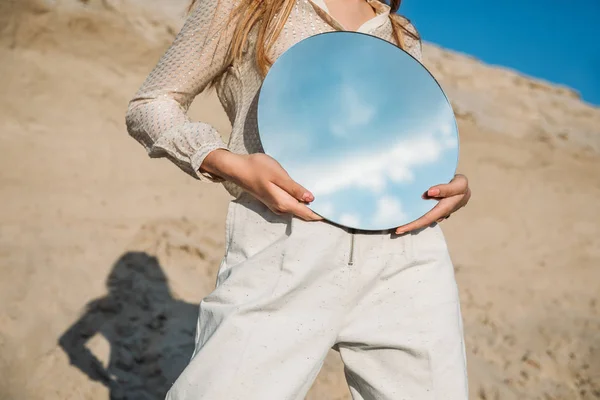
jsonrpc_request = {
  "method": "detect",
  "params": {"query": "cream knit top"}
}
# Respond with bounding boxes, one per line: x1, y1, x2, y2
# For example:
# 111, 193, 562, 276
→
125, 0, 423, 199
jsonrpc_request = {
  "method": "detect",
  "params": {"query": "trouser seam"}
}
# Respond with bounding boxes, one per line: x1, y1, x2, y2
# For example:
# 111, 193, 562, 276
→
348, 228, 356, 265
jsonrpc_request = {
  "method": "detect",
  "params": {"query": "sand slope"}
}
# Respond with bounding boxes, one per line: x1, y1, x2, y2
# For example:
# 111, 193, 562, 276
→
1, 1, 599, 399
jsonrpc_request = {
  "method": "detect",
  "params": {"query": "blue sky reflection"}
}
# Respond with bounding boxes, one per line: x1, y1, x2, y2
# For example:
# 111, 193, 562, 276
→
258, 32, 459, 230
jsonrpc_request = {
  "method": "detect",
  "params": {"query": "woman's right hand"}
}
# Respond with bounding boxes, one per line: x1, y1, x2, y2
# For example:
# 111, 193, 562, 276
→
201, 150, 323, 222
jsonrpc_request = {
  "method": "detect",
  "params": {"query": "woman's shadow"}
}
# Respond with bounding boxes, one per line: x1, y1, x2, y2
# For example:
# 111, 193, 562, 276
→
59, 252, 199, 400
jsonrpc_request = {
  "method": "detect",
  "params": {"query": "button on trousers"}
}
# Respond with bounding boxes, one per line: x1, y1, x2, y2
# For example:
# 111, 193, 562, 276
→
166, 192, 468, 400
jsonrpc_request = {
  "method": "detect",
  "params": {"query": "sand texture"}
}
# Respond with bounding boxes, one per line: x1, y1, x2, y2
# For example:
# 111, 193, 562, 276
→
1, 1, 599, 399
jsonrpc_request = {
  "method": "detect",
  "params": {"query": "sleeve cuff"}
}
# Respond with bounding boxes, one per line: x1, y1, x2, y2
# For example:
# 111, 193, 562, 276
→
190, 142, 230, 182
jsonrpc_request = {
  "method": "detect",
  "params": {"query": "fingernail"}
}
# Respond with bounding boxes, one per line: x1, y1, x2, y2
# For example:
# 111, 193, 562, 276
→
428, 188, 440, 196
302, 193, 311, 202
396, 230, 405, 235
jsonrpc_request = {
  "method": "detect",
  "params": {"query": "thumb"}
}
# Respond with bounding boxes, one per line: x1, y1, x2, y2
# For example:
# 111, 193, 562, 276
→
427, 174, 468, 198
426, 186, 442, 197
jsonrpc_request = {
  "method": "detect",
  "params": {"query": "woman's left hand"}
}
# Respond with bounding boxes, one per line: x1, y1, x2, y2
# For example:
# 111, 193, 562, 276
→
394, 174, 471, 235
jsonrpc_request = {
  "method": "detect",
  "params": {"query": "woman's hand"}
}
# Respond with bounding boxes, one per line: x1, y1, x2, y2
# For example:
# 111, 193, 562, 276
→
201, 150, 323, 221
394, 174, 471, 235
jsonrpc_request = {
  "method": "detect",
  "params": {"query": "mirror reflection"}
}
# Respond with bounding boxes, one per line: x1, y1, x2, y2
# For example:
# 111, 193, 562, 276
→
258, 31, 459, 231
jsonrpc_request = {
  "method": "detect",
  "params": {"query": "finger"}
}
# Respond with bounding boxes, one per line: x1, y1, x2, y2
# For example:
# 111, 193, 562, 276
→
395, 202, 452, 234
449, 187, 470, 212
286, 200, 324, 221
266, 186, 322, 221
460, 187, 472, 207
426, 174, 468, 198
272, 173, 314, 203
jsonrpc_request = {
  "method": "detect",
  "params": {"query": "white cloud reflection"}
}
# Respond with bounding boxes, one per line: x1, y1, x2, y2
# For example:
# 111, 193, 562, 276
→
437, 119, 459, 149
266, 130, 313, 159
315, 201, 334, 218
285, 102, 458, 200
339, 213, 361, 227
373, 196, 406, 227
290, 132, 445, 197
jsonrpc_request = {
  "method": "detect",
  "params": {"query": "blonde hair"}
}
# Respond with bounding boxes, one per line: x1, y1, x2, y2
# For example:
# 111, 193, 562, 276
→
189, 0, 419, 87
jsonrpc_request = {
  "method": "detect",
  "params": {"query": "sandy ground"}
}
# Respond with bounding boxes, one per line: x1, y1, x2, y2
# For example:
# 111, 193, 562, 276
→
1, 1, 599, 399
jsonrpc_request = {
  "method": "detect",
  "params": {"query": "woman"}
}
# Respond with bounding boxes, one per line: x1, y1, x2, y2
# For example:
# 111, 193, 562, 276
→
125, 0, 472, 399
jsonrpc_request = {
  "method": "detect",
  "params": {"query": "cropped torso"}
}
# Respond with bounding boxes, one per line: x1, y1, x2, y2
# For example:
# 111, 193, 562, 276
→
216, 0, 422, 198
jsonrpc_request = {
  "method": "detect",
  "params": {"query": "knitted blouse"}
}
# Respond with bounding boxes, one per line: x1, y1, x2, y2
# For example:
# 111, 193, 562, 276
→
125, 0, 422, 199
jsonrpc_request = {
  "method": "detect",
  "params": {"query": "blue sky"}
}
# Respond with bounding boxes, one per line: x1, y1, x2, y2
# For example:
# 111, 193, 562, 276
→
258, 32, 459, 230
400, 0, 600, 106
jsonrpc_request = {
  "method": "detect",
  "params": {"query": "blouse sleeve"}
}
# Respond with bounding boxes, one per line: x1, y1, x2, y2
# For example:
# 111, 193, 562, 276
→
125, 0, 237, 182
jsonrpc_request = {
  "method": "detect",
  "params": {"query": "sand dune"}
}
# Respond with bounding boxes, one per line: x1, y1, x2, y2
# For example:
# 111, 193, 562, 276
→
425, 44, 600, 155
1, 1, 599, 399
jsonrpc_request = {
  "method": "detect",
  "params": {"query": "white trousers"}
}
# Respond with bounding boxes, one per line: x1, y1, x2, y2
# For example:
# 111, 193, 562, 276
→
166, 192, 468, 400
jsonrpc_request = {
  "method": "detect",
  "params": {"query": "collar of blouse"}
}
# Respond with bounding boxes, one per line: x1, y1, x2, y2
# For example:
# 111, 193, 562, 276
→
307, 0, 392, 33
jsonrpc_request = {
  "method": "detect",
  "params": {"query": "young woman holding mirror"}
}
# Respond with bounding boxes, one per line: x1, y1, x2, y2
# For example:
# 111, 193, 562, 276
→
125, 0, 472, 398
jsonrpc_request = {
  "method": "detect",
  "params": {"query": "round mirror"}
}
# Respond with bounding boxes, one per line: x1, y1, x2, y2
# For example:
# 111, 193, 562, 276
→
257, 31, 459, 231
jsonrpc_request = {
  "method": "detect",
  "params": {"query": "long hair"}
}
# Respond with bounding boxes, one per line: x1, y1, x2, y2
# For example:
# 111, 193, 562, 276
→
188, 0, 419, 87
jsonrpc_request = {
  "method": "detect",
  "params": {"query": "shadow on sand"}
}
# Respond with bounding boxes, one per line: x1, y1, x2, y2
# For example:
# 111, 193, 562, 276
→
59, 252, 198, 400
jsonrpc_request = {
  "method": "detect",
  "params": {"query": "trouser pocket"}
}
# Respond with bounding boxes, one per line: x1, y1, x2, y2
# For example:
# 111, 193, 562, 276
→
215, 192, 291, 286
